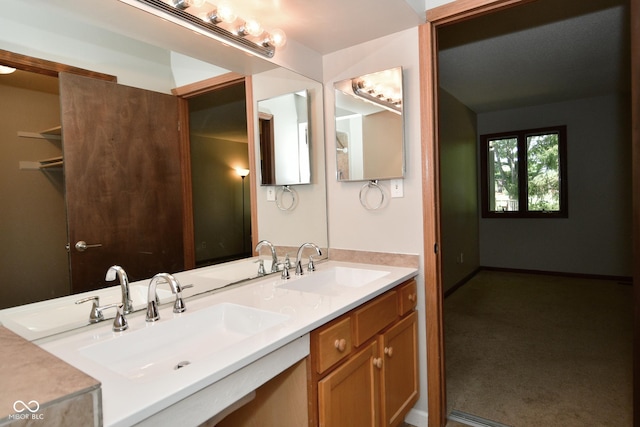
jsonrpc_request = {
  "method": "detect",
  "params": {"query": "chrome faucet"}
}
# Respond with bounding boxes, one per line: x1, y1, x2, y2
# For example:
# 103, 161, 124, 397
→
255, 240, 279, 273
146, 273, 184, 322
105, 265, 133, 314
295, 242, 322, 275
75, 296, 128, 332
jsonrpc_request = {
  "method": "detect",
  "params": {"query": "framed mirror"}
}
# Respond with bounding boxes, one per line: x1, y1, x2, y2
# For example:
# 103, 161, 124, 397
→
334, 67, 405, 182
257, 90, 311, 186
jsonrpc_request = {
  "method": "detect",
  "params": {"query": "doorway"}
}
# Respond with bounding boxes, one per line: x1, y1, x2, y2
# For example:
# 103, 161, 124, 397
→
420, 0, 640, 426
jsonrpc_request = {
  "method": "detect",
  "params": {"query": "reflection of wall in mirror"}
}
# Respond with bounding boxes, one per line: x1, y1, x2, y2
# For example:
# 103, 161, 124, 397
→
252, 68, 327, 249
191, 136, 251, 266
336, 132, 350, 180
363, 110, 403, 179
336, 115, 364, 179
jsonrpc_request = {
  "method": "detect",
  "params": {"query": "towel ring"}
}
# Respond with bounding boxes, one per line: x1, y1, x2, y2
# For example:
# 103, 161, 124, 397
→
276, 186, 297, 211
359, 180, 385, 210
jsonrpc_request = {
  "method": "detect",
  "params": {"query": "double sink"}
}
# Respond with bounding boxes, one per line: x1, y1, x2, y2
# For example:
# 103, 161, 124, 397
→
54, 266, 388, 381
34, 263, 404, 426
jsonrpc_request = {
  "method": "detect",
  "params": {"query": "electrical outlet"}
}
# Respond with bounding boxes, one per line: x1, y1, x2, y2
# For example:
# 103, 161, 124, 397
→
266, 187, 276, 201
390, 179, 404, 198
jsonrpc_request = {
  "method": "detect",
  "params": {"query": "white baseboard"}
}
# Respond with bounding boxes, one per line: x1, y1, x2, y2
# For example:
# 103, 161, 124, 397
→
404, 408, 428, 427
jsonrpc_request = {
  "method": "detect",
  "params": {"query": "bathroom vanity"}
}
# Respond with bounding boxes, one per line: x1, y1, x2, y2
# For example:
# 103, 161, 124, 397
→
0, 260, 417, 426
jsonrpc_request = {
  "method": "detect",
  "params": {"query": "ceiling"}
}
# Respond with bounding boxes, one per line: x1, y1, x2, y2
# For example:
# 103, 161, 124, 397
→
437, 0, 630, 113
205, 0, 425, 55
2, 0, 630, 118
187, 0, 629, 114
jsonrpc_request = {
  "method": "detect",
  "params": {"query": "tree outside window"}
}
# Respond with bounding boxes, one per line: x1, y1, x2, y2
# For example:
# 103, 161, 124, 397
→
480, 126, 567, 218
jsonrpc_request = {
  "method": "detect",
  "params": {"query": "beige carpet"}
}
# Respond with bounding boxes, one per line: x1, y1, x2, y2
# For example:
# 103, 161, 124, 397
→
444, 270, 633, 427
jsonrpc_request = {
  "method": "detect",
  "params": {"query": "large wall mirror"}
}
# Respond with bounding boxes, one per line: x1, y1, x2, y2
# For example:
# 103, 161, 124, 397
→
334, 67, 405, 181
0, 0, 327, 333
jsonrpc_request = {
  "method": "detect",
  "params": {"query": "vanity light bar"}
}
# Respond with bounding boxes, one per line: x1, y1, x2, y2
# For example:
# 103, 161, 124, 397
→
352, 80, 402, 114
134, 0, 277, 58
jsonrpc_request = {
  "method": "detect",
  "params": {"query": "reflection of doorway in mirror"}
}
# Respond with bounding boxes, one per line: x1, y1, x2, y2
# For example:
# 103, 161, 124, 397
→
0, 69, 69, 309
336, 131, 350, 180
188, 81, 253, 267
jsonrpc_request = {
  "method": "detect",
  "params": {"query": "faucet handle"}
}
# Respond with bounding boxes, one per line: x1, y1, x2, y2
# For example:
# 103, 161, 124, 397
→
308, 255, 316, 272
75, 296, 103, 323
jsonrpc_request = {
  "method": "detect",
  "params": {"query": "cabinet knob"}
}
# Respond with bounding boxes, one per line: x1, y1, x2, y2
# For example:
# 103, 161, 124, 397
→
408, 293, 416, 302
384, 346, 394, 357
334, 338, 347, 352
373, 357, 383, 369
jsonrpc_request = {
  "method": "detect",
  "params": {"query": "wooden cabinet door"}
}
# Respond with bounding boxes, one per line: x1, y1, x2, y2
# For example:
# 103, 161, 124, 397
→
318, 340, 380, 427
60, 72, 183, 292
380, 311, 419, 427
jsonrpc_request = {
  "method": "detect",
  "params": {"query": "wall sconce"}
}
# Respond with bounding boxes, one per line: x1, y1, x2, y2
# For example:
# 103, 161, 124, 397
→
132, 0, 286, 58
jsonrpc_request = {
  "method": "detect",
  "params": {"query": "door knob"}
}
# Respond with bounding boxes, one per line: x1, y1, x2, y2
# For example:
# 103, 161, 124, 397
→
75, 240, 103, 252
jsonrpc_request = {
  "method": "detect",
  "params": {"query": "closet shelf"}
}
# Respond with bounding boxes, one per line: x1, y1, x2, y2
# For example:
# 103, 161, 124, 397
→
19, 156, 64, 171
39, 156, 64, 169
17, 125, 62, 140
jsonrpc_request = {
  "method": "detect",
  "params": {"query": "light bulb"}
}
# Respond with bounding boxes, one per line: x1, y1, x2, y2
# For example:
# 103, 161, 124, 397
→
0, 65, 16, 74
235, 168, 250, 177
217, 3, 237, 23
244, 18, 263, 37
268, 28, 286, 48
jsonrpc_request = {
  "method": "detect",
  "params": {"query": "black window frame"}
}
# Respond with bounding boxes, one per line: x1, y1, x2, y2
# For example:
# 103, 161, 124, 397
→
480, 125, 568, 219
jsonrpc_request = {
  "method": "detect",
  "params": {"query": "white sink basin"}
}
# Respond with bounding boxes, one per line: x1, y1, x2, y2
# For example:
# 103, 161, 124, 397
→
78, 303, 289, 381
277, 266, 390, 296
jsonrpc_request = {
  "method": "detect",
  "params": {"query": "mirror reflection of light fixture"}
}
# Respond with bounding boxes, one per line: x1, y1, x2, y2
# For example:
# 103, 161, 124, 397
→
235, 168, 250, 254
351, 69, 403, 115
131, 0, 286, 58
235, 168, 250, 178
0, 65, 16, 74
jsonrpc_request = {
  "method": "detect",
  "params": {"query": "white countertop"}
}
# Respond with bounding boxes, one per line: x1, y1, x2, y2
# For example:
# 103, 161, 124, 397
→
36, 260, 417, 426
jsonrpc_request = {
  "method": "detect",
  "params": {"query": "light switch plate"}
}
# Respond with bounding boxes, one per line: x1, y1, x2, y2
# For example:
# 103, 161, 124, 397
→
390, 179, 404, 198
266, 187, 276, 201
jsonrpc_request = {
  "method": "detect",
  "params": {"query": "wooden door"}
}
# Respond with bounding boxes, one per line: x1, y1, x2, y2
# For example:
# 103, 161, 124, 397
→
318, 340, 380, 427
380, 311, 419, 427
59, 73, 184, 293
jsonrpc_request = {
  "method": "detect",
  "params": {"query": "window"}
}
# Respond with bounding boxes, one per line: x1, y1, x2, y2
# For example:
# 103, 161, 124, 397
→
480, 126, 567, 218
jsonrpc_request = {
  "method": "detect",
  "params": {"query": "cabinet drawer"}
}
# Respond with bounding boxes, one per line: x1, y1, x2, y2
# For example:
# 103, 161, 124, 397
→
398, 279, 417, 316
316, 317, 352, 374
352, 291, 398, 347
